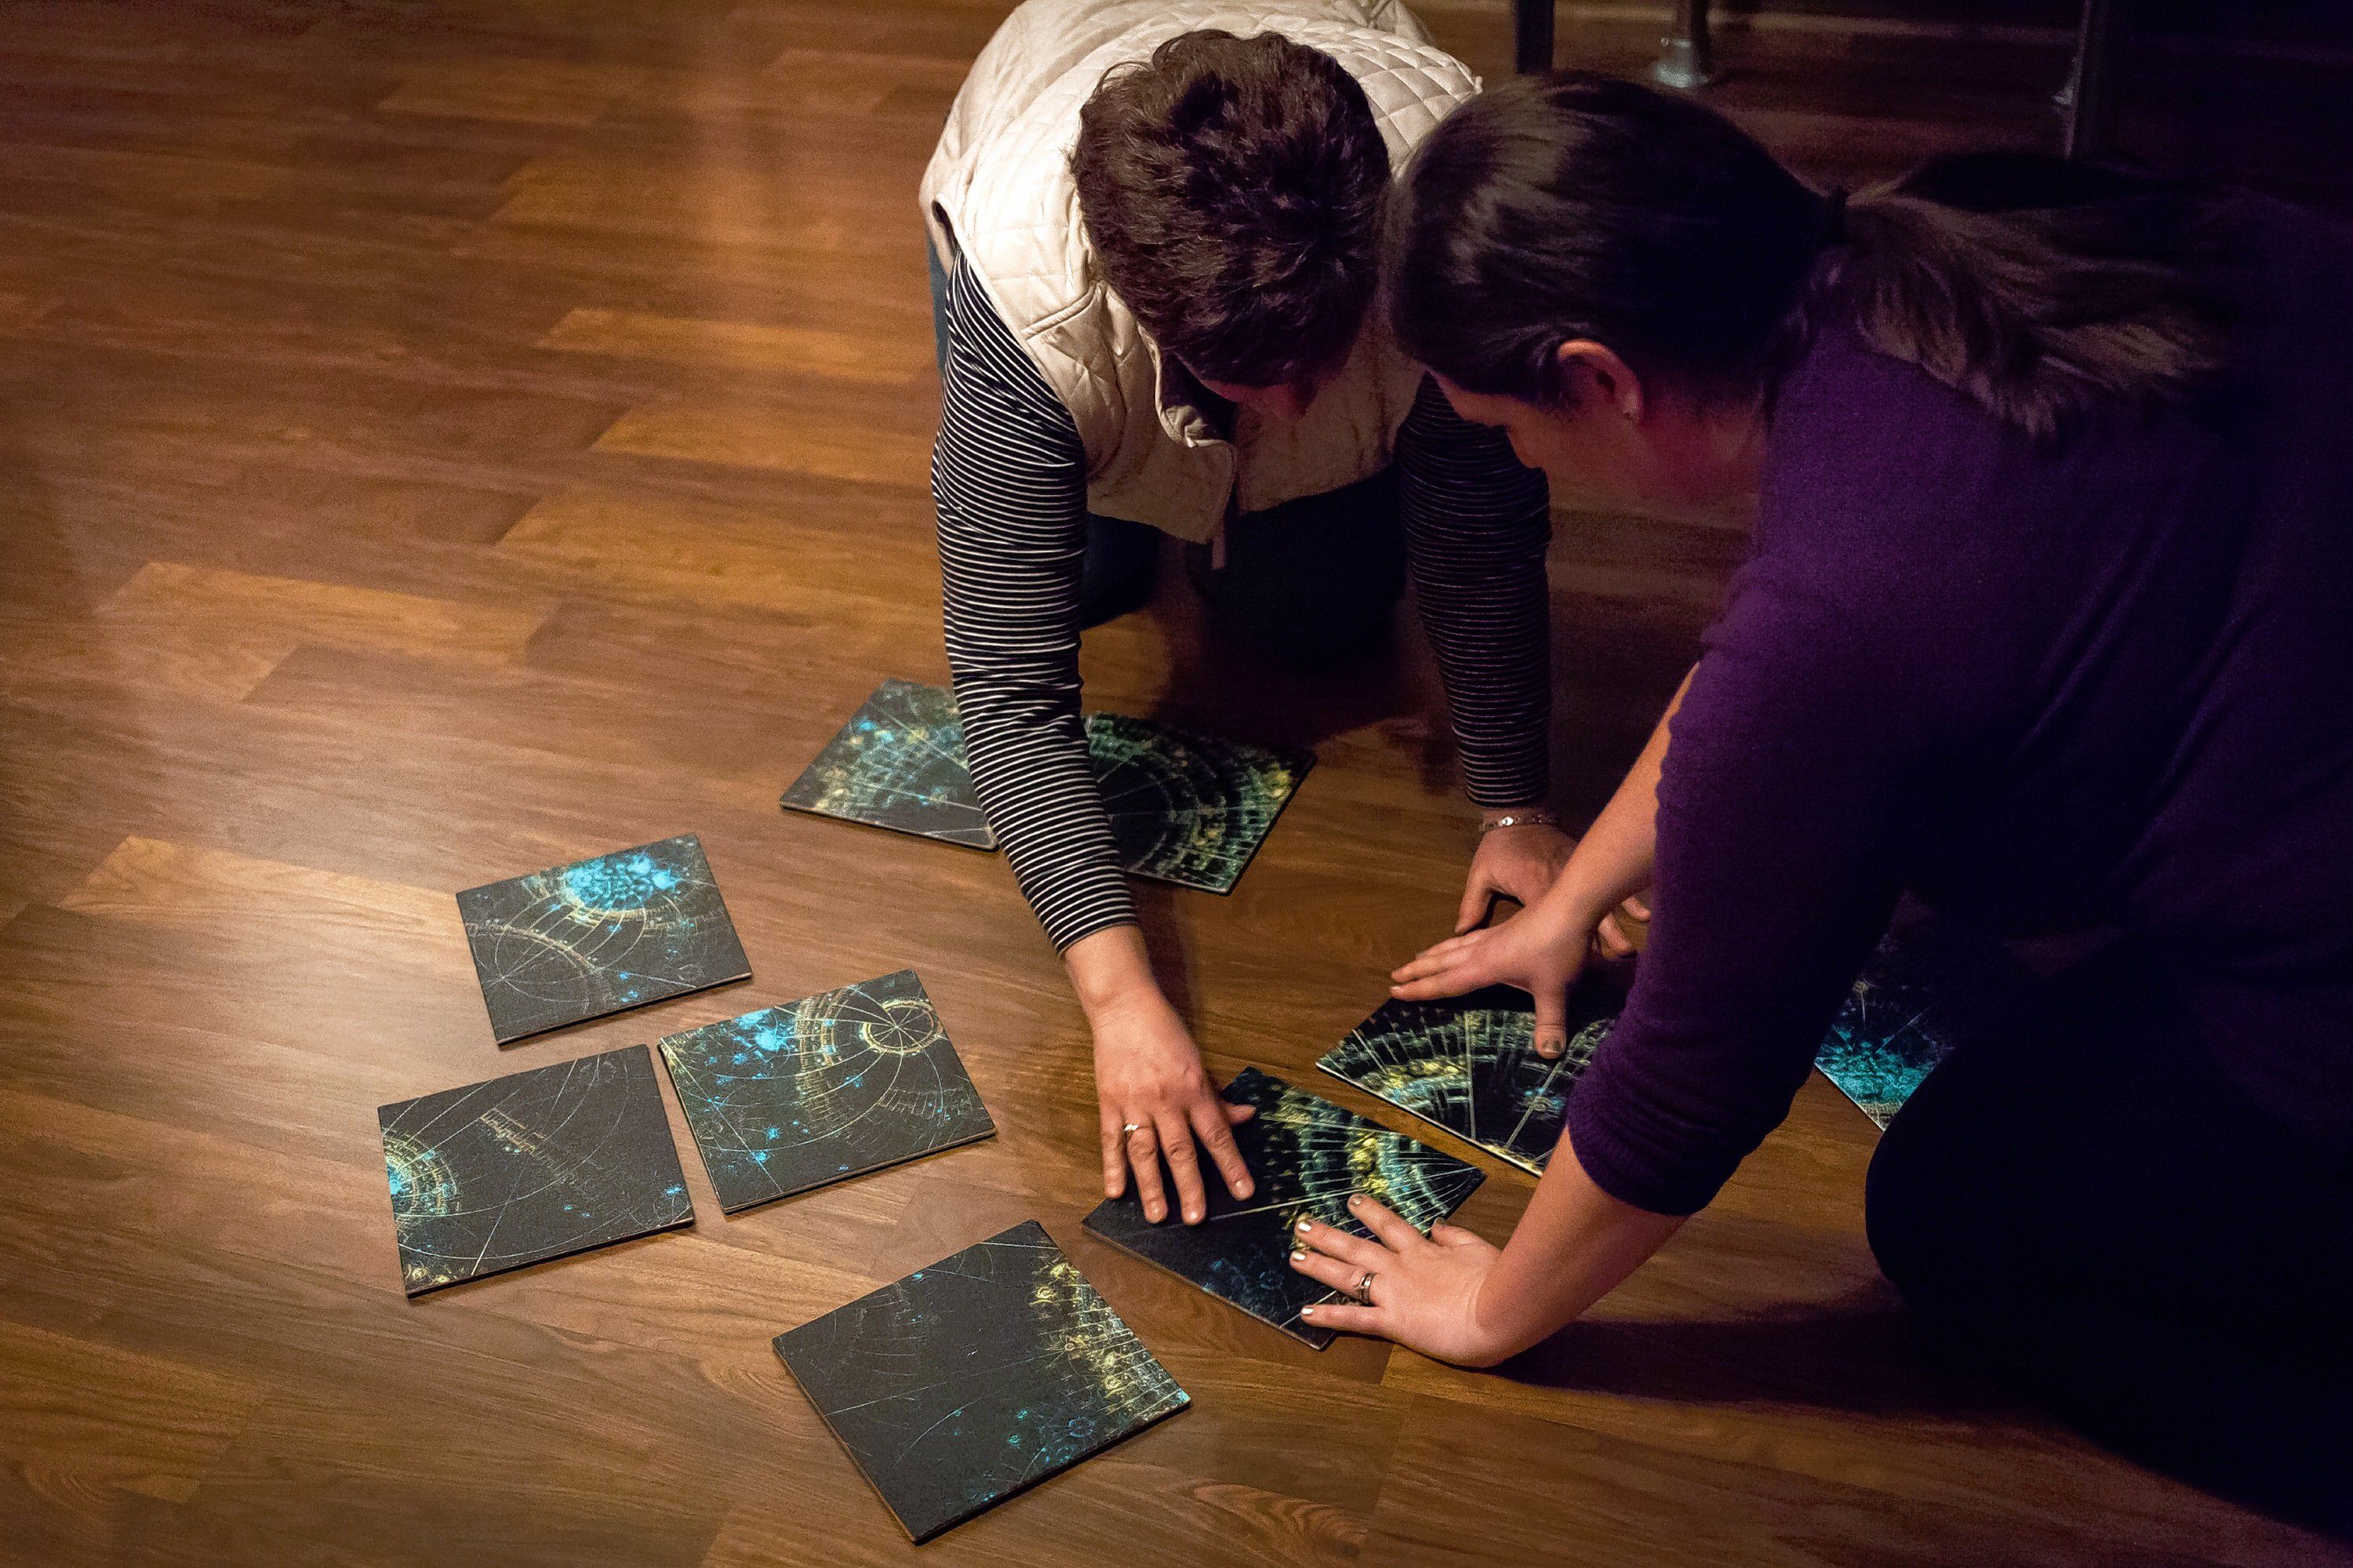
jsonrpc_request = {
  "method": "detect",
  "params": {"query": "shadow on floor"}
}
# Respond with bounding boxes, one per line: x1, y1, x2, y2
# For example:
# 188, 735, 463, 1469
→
1500, 1283, 2014, 1422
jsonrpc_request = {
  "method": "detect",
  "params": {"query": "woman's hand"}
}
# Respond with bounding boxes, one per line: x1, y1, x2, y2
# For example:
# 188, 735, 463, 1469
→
1594, 889, 1652, 959
1457, 820, 1578, 933
1090, 988, 1255, 1226
1391, 900, 1592, 1057
1289, 1194, 1513, 1366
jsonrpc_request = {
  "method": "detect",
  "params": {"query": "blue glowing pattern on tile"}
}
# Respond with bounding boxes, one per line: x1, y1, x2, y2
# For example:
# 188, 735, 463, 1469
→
1082, 1068, 1483, 1348
456, 833, 751, 1044
1816, 920, 2033, 1127
377, 1044, 693, 1297
1082, 712, 1311, 893
780, 679, 995, 849
1319, 984, 1617, 1174
773, 1219, 1187, 1544
658, 969, 996, 1213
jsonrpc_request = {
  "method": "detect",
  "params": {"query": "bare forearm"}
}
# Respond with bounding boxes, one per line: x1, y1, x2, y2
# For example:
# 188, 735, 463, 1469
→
1544, 665, 1693, 925
1471, 1133, 1685, 1355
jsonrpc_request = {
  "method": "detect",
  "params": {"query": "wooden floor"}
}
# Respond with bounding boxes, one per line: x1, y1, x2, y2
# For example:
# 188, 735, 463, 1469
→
2, 3, 2347, 1564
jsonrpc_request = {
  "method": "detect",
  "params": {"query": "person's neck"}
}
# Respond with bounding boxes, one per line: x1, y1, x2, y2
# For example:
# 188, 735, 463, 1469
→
1671, 400, 1768, 527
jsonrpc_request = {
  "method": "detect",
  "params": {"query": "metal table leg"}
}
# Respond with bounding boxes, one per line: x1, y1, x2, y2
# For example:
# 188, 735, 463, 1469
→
1652, 0, 1718, 90
1514, 0, 1555, 75
2060, 0, 2124, 158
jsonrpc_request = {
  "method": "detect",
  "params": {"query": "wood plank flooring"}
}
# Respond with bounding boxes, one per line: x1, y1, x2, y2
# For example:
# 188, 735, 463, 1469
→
2, 3, 2346, 1564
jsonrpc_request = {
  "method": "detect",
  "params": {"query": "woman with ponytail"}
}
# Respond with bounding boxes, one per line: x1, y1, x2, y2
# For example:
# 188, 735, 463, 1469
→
1284, 74, 2353, 1524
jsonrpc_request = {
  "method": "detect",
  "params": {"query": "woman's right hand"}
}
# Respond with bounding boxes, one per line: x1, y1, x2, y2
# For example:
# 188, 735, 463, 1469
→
1090, 988, 1256, 1226
1390, 899, 1595, 1057
1065, 925, 1256, 1226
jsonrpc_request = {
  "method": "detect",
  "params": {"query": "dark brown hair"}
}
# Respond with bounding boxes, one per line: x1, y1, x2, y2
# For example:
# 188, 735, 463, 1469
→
1384, 73, 2231, 442
1072, 30, 1390, 388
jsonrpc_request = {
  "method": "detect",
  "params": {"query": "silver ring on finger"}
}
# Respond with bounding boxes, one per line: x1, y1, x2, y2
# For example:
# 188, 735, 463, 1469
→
1122, 1122, 1147, 1137
1354, 1269, 1377, 1303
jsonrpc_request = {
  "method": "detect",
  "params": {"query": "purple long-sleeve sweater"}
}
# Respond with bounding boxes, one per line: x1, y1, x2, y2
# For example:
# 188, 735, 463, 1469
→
1564, 199, 2353, 1217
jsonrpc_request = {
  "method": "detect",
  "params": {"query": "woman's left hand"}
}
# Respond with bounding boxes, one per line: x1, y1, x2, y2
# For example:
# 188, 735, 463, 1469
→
1288, 1192, 1514, 1366
1392, 896, 1591, 1058
1457, 820, 1578, 933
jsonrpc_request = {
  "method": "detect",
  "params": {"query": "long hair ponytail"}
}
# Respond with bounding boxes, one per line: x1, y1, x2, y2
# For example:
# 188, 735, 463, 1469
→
1385, 74, 2232, 443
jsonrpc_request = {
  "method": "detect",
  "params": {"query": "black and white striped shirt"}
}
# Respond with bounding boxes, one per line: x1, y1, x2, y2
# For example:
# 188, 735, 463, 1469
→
935, 253, 1551, 951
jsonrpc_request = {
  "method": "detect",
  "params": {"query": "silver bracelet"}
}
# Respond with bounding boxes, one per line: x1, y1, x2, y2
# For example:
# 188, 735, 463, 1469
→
1478, 809, 1559, 835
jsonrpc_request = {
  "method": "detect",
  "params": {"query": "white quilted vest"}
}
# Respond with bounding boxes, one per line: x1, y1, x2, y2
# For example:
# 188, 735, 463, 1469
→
920, 0, 1479, 543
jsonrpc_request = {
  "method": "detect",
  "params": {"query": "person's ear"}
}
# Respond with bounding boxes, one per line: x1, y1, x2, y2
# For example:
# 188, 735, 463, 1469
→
1554, 340, 1645, 425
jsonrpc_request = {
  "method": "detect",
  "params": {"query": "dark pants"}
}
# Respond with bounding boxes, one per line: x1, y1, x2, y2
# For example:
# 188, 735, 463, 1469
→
1865, 943, 2353, 1530
928, 244, 1404, 654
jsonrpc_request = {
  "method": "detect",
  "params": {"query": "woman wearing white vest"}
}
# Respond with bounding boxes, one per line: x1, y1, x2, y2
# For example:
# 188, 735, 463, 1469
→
925, 1, 1571, 1228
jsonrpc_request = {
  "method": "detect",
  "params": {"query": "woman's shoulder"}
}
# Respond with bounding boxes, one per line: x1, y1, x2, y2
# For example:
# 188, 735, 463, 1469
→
2223, 193, 2353, 299
1767, 322, 2019, 494
2216, 195, 2353, 413
1738, 323, 2099, 703
1756, 325, 2036, 578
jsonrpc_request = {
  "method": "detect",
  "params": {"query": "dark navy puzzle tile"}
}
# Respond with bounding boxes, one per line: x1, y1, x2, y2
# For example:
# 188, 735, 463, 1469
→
780, 680, 1312, 893
456, 832, 751, 1044
1320, 983, 1618, 1174
1816, 919, 2036, 1126
1082, 1068, 1483, 1348
773, 1219, 1187, 1544
658, 969, 996, 1213
778, 678, 996, 849
377, 1044, 693, 1297
1082, 711, 1310, 893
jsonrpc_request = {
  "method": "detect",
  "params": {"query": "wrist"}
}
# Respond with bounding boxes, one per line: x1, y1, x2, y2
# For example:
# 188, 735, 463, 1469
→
1465, 1265, 1544, 1366
1543, 827, 1650, 919
1477, 809, 1562, 836
1535, 858, 1633, 936
1063, 924, 1161, 1020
